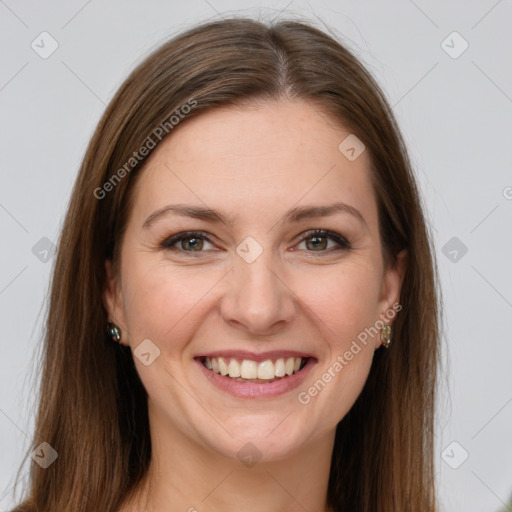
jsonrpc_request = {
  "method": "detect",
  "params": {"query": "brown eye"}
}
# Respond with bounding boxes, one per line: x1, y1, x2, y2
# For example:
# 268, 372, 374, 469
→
180, 236, 204, 251
305, 235, 328, 251
296, 230, 351, 253
160, 232, 215, 253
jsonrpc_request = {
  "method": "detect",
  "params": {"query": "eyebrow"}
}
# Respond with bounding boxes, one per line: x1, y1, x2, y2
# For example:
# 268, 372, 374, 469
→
142, 201, 367, 229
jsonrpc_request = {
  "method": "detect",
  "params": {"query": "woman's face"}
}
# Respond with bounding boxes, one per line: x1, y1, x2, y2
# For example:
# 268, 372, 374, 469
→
104, 99, 405, 462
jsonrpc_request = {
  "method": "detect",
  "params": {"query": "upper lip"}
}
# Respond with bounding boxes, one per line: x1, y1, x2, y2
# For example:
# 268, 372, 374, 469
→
195, 350, 315, 363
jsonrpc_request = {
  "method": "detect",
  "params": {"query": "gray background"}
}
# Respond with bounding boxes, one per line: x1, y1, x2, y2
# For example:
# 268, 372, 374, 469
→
1, 1, 511, 511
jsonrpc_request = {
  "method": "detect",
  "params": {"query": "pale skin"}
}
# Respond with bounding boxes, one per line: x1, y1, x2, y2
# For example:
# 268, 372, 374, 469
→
104, 99, 407, 512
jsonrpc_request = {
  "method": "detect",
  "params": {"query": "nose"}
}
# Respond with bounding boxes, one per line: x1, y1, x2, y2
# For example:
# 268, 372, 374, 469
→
220, 249, 296, 337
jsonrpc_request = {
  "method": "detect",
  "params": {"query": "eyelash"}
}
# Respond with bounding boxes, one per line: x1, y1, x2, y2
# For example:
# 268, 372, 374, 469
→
159, 229, 351, 256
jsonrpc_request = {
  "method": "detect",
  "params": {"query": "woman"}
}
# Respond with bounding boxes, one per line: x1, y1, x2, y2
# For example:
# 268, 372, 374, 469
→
11, 16, 440, 512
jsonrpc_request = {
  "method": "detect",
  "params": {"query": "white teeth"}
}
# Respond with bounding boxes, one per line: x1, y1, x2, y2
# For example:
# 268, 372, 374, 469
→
274, 358, 286, 377
218, 357, 229, 376
240, 359, 258, 379
257, 360, 275, 380
204, 356, 305, 380
228, 359, 241, 377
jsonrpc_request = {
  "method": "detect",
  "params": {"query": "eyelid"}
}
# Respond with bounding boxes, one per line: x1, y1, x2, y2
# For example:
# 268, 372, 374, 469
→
295, 229, 351, 251
159, 231, 217, 251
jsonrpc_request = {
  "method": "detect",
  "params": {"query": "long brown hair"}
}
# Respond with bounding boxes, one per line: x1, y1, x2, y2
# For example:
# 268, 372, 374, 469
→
11, 16, 440, 512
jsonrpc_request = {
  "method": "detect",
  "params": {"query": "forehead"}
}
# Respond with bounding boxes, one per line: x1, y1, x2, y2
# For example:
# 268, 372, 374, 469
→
129, 99, 378, 231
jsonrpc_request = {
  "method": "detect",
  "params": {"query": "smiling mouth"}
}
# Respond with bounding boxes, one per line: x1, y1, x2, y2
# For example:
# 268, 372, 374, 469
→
199, 356, 309, 383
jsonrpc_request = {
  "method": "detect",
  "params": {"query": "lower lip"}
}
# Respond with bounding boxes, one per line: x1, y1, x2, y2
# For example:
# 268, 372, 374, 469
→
195, 358, 316, 399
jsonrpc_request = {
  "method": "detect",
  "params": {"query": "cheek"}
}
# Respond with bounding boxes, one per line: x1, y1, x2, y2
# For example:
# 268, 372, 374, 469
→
121, 257, 223, 345
294, 259, 382, 346
296, 264, 379, 424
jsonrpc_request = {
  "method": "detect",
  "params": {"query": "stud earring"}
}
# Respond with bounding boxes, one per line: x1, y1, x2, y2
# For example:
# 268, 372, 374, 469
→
381, 324, 392, 348
107, 321, 121, 343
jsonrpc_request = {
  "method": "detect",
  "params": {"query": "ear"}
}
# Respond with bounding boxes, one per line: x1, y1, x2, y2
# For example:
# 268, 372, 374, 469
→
374, 249, 408, 349
103, 259, 129, 346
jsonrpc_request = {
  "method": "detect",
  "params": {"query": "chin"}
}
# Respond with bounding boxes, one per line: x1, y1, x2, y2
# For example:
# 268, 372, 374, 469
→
197, 413, 317, 464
